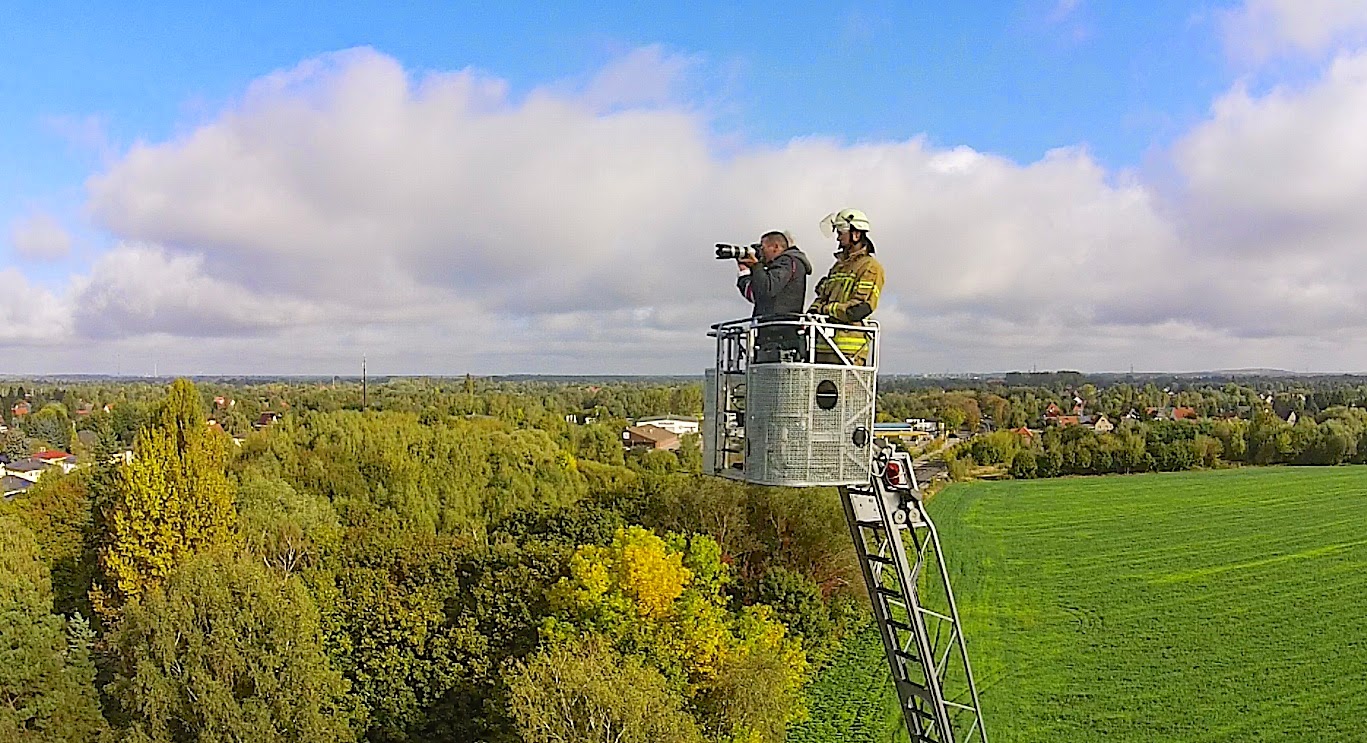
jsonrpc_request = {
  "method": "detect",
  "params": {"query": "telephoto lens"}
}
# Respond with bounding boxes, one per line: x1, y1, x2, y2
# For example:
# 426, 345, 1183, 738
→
715, 243, 760, 260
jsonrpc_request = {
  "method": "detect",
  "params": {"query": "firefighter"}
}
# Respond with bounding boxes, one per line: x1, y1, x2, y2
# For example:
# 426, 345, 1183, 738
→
809, 208, 884, 366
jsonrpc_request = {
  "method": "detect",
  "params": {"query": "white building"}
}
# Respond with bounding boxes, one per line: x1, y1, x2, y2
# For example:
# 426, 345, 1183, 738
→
634, 416, 700, 436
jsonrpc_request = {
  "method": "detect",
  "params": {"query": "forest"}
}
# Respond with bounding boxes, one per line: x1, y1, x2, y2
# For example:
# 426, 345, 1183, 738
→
3, 372, 1366, 741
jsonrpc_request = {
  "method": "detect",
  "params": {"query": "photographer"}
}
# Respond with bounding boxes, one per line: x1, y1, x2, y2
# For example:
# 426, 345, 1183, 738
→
736, 230, 812, 361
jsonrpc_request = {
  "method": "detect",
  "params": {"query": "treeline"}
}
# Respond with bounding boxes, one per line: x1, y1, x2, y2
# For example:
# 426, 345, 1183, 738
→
2, 377, 704, 449
948, 406, 1367, 479
878, 377, 1367, 432
1, 379, 860, 743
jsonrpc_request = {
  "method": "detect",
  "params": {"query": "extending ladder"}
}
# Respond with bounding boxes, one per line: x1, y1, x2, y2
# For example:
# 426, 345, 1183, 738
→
839, 446, 988, 743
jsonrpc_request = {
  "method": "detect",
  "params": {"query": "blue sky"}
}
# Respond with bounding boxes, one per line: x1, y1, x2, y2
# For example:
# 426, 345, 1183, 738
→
0, 1, 1233, 222
5, 0, 1367, 374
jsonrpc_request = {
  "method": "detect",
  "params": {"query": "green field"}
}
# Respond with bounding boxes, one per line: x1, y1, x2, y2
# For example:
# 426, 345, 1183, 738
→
791, 466, 1367, 742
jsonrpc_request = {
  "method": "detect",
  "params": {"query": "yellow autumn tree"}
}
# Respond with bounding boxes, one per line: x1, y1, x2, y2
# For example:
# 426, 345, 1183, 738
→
544, 526, 810, 743
94, 379, 238, 618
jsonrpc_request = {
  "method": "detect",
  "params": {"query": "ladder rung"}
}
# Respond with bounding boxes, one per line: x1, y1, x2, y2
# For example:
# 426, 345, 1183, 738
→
894, 648, 921, 665
886, 618, 913, 633
875, 586, 903, 600
895, 677, 932, 703
865, 553, 895, 566
915, 606, 954, 623
856, 520, 886, 530
904, 703, 936, 722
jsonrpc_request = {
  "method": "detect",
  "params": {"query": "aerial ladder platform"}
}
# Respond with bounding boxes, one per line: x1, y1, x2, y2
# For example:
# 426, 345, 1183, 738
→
704, 315, 987, 743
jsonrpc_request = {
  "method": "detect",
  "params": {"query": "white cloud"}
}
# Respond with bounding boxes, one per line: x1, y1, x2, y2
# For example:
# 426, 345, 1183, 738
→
3, 44, 1367, 373
70, 244, 328, 339
9, 212, 73, 260
1222, 0, 1367, 62
0, 269, 71, 343
81, 48, 1189, 372
580, 45, 703, 111
1169, 51, 1367, 341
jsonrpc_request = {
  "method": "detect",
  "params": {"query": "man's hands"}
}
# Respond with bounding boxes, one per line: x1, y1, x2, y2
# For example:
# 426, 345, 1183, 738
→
737, 255, 759, 269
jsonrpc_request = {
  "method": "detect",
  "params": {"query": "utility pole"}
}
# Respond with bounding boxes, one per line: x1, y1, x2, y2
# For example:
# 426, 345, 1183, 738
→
362, 355, 367, 410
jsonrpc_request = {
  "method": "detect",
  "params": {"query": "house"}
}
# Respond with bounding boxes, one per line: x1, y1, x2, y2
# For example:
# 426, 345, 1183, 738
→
33, 450, 78, 473
1044, 403, 1086, 427
872, 422, 932, 441
11, 400, 30, 417
622, 424, 680, 451
2, 475, 33, 498
2, 458, 48, 483
1011, 426, 1035, 441
1172, 407, 1198, 421
214, 396, 235, 409
907, 418, 942, 434
634, 416, 700, 436
254, 411, 283, 429
1092, 415, 1115, 434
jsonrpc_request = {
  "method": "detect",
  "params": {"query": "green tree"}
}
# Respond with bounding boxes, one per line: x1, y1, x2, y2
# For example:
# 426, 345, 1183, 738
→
94, 379, 238, 616
676, 433, 702, 473
0, 472, 99, 618
0, 517, 107, 742
1009, 448, 1038, 479
939, 407, 967, 434
505, 635, 703, 743
756, 566, 833, 655
23, 404, 72, 452
573, 423, 626, 466
103, 552, 356, 743
1, 427, 29, 458
235, 469, 342, 578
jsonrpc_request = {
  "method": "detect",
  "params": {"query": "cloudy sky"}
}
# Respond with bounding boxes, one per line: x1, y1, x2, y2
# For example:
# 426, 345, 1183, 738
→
4, 0, 1367, 376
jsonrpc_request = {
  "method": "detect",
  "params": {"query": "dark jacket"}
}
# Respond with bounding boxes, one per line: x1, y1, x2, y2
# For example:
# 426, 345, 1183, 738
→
737, 247, 812, 318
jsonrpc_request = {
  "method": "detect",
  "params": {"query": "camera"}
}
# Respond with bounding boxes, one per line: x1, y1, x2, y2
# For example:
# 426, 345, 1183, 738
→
715, 242, 762, 261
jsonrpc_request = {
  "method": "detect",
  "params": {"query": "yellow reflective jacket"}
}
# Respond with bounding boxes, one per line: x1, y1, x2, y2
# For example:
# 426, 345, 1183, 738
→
810, 251, 884, 321
809, 250, 884, 359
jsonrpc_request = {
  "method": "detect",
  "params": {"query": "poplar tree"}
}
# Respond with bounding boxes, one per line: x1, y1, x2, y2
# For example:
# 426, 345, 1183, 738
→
94, 379, 238, 616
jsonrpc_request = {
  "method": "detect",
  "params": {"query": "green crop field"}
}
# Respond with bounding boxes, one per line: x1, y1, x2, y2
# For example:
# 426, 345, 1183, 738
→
790, 466, 1367, 742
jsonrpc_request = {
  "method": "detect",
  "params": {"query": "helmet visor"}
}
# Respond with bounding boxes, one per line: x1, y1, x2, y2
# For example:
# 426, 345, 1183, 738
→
819, 212, 841, 238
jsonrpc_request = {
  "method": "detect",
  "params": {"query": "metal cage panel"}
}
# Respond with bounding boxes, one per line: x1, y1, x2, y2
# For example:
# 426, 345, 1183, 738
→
742, 363, 875, 486
702, 368, 719, 475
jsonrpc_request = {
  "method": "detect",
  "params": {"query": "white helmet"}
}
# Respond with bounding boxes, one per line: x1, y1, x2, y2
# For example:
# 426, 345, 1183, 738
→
819, 208, 871, 237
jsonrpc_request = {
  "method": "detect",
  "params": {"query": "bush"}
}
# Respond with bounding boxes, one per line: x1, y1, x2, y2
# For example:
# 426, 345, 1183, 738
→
1009, 449, 1038, 479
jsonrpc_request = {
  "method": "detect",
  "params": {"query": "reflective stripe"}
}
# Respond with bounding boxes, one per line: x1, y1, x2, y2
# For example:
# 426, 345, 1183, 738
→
833, 331, 868, 353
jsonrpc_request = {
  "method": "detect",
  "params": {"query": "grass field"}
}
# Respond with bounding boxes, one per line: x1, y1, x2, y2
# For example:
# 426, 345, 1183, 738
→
790, 466, 1367, 742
